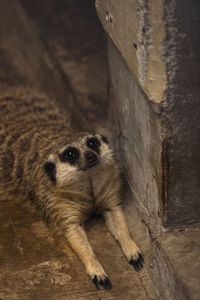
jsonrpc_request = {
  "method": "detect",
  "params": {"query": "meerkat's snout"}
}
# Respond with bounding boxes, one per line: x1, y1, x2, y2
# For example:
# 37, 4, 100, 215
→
85, 151, 98, 164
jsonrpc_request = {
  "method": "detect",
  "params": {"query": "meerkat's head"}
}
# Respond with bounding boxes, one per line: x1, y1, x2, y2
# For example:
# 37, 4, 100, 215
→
44, 133, 114, 186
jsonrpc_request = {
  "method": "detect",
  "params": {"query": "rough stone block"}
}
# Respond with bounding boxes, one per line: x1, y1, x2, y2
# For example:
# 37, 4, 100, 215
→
98, 1, 200, 230
95, 0, 167, 103
107, 37, 163, 234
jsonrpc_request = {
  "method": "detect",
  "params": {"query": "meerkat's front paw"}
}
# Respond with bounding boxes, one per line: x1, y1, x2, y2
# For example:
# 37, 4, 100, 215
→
92, 274, 112, 290
122, 241, 144, 272
129, 252, 144, 271
87, 261, 112, 290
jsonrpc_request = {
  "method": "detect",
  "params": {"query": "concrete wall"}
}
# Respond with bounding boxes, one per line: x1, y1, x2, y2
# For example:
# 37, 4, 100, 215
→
162, 0, 200, 227
96, 0, 200, 230
107, 38, 163, 234
0, 0, 87, 131
96, 0, 167, 103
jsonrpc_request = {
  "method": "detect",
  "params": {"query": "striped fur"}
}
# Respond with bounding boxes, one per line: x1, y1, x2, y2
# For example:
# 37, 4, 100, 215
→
0, 90, 143, 289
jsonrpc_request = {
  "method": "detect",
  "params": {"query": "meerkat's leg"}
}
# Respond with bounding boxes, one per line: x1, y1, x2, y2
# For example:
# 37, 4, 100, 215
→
64, 223, 112, 289
103, 206, 144, 271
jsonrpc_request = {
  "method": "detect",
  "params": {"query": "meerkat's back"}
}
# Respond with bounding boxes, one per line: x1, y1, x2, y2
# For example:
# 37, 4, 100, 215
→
0, 92, 72, 198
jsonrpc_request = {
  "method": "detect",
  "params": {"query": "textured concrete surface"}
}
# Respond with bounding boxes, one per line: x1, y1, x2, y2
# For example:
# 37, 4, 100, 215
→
98, 0, 200, 229
0, 0, 86, 131
96, 0, 167, 103
156, 228, 200, 300
162, 0, 200, 228
20, 0, 108, 130
107, 37, 163, 235
125, 190, 200, 300
106, 34, 200, 300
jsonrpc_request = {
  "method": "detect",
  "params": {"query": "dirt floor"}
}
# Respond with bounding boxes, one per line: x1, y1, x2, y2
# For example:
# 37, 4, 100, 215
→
0, 196, 157, 300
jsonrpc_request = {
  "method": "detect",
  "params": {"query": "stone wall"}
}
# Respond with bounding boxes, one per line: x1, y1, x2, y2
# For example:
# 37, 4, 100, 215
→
0, 0, 87, 131
107, 38, 163, 234
96, 0, 200, 230
162, 0, 200, 228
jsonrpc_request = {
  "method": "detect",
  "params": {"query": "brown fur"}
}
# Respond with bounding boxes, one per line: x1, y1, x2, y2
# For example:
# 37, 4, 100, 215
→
0, 90, 143, 289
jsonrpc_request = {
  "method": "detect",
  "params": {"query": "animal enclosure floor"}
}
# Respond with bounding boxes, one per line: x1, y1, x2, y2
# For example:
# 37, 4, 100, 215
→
0, 198, 157, 300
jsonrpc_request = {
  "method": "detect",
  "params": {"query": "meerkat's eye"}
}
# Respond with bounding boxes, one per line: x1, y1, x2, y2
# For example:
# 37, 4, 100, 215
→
60, 147, 80, 164
86, 137, 100, 153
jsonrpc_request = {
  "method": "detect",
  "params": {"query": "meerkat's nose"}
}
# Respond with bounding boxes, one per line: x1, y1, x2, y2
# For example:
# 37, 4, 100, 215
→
86, 151, 97, 163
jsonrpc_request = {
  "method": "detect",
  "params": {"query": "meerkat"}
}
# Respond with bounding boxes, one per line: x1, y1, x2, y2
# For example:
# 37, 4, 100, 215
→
0, 90, 144, 289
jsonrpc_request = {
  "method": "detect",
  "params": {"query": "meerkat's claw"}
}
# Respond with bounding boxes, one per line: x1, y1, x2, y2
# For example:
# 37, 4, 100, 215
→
129, 252, 144, 272
92, 275, 112, 290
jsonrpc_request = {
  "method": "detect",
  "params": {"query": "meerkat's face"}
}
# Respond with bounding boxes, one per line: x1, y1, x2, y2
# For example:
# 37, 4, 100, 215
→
44, 133, 114, 186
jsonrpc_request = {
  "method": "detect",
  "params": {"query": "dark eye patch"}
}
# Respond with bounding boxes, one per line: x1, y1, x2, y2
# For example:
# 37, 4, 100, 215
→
59, 147, 80, 164
101, 135, 109, 144
86, 137, 101, 153
44, 162, 56, 183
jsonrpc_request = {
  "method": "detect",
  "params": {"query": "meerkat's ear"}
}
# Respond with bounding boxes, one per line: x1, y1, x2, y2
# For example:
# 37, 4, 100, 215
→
44, 161, 56, 183
100, 135, 109, 144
